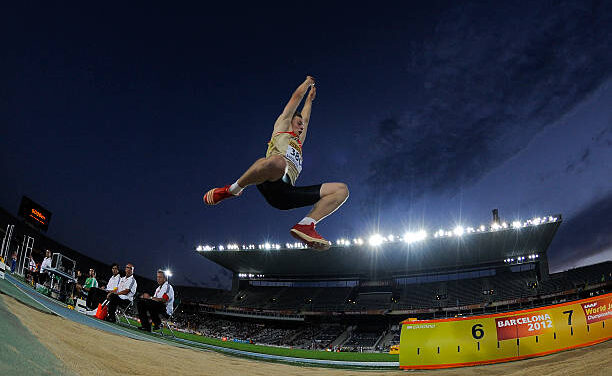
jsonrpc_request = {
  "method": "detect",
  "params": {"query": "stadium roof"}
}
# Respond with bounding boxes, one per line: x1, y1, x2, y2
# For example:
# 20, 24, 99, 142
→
198, 217, 562, 279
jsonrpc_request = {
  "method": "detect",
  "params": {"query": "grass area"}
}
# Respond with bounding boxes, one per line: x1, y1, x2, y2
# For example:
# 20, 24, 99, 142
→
117, 317, 398, 362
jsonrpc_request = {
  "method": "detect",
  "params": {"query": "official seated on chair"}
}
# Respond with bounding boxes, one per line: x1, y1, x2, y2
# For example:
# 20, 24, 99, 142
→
104, 263, 137, 323
87, 263, 121, 309
137, 269, 174, 332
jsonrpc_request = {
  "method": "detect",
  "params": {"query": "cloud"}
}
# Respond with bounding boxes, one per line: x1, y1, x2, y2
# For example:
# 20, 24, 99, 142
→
366, 1, 611, 202
548, 192, 612, 271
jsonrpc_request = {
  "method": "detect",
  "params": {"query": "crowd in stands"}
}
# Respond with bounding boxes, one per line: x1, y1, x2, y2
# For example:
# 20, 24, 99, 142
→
168, 310, 405, 352
180, 262, 612, 316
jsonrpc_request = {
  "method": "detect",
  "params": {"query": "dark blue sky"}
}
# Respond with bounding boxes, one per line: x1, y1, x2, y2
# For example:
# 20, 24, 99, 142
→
2, 1, 610, 288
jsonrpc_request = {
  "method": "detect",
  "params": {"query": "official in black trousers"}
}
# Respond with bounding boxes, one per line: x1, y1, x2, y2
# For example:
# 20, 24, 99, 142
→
137, 270, 175, 332
104, 263, 137, 322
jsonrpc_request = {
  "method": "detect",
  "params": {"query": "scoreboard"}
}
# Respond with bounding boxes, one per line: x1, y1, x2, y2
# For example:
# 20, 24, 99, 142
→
399, 293, 612, 369
18, 196, 52, 232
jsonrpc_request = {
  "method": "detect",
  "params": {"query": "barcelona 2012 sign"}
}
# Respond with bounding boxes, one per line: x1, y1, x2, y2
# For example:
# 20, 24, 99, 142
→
399, 293, 612, 369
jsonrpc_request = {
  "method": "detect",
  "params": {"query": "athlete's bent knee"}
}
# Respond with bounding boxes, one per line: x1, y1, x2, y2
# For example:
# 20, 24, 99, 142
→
338, 183, 349, 199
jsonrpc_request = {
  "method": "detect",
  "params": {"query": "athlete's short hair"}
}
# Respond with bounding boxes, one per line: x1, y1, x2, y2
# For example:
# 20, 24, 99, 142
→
293, 111, 302, 118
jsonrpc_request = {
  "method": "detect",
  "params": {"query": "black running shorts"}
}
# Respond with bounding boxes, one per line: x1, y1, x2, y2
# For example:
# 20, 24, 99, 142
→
256, 178, 322, 210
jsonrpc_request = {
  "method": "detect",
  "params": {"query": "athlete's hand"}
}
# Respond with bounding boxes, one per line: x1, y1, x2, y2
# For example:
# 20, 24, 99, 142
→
305, 75, 315, 87
308, 85, 316, 102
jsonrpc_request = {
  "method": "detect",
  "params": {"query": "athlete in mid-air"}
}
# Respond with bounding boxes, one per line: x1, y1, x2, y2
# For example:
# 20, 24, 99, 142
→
204, 76, 348, 250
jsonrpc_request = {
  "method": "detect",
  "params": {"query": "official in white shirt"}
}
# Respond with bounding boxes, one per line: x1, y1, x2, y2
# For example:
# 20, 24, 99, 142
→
105, 263, 137, 323
38, 250, 52, 285
40, 250, 52, 272
86, 263, 121, 309
137, 269, 175, 332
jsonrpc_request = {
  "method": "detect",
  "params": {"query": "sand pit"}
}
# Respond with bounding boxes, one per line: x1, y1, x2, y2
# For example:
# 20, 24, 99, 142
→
3, 294, 610, 376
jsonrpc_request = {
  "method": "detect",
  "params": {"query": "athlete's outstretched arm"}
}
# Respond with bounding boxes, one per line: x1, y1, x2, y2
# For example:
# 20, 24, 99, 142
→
276, 76, 315, 124
299, 85, 316, 144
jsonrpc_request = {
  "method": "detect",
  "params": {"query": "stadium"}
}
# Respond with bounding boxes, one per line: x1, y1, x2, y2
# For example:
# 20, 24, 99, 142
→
3, 0, 612, 374
1, 202, 610, 374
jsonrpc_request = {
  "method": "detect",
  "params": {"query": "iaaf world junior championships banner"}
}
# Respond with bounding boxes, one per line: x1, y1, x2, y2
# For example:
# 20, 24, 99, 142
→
580, 295, 612, 324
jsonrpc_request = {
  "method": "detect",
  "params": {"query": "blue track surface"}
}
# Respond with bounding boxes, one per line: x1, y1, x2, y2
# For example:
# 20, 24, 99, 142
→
3, 274, 399, 368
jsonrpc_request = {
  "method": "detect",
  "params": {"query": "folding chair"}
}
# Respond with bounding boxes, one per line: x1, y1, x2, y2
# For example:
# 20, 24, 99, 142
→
116, 299, 135, 327
157, 302, 180, 338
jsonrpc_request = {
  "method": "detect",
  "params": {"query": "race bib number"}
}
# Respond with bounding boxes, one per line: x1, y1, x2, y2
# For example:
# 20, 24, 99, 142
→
285, 145, 303, 174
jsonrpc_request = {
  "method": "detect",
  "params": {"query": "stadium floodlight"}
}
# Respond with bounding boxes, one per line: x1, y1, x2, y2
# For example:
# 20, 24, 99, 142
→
403, 230, 427, 244
336, 238, 351, 246
164, 269, 173, 277
479, 225, 485, 232
512, 221, 522, 229
502, 222, 508, 228
218, 245, 225, 251
453, 226, 464, 237
387, 234, 395, 242
368, 234, 384, 247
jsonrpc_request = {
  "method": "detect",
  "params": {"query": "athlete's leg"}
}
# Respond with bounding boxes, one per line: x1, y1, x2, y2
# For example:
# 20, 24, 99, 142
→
306, 183, 349, 222
290, 182, 349, 250
204, 155, 286, 205
236, 155, 286, 187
